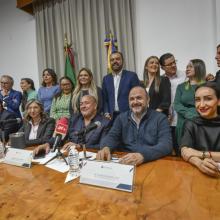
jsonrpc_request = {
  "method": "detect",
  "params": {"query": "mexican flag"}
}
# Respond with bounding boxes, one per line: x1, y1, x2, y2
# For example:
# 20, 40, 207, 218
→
65, 47, 76, 86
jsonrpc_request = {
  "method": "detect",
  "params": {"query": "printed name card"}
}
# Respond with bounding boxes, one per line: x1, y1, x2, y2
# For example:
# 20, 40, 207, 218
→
80, 160, 135, 192
4, 148, 33, 168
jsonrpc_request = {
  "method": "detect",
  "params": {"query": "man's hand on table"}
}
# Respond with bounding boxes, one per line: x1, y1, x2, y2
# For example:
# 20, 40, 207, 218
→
96, 146, 111, 161
119, 153, 144, 165
97, 147, 144, 165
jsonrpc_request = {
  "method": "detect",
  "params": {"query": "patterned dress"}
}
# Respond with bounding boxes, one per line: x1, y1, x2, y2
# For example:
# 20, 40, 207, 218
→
50, 93, 72, 120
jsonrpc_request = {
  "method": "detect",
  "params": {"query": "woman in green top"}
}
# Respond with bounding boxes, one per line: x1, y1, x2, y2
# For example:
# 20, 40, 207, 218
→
174, 59, 206, 150
50, 76, 74, 120
20, 78, 37, 113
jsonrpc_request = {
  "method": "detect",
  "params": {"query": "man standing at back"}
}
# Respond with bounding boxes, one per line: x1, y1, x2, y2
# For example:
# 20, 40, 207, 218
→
102, 51, 140, 121
159, 53, 185, 154
215, 44, 220, 86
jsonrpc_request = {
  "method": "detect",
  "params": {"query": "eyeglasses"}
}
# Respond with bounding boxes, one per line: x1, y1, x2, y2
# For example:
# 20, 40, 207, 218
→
1, 82, 9, 85
61, 83, 71, 86
163, 60, 177, 67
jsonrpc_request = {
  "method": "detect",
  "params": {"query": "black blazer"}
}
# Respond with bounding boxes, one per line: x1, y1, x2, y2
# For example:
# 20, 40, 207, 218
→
148, 76, 171, 116
215, 70, 220, 86
19, 117, 55, 146
0, 110, 20, 141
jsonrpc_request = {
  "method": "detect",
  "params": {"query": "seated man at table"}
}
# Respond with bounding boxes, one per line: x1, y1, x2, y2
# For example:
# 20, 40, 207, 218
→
33, 95, 110, 155
96, 86, 172, 165
0, 99, 20, 142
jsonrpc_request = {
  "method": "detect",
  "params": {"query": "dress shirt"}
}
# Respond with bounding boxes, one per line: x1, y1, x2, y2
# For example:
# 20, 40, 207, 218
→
113, 70, 122, 111
28, 121, 40, 140
164, 70, 186, 126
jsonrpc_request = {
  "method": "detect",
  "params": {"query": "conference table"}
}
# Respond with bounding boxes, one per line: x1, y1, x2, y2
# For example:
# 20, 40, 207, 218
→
1, 156, 220, 220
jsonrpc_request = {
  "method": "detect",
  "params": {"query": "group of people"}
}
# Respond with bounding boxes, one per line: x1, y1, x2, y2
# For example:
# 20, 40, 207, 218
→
0, 44, 220, 177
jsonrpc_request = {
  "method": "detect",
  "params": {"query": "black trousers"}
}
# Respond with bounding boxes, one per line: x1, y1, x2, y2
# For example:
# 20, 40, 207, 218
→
171, 126, 179, 156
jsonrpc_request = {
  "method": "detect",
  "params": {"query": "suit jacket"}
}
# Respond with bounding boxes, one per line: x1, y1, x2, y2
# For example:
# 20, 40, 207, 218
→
102, 70, 140, 114
68, 113, 111, 149
215, 70, 220, 87
0, 89, 22, 118
0, 110, 20, 141
19, 117, 55, 146
148, 76, 171, 116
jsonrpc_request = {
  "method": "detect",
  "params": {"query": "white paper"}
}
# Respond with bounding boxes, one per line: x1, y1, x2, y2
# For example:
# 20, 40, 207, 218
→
4, 148, 33, 168
45, 158, 69, 173
79, 151, 96, 160
65, 171, 80, 183
32, 150, 58, 164
80, 161, 134, 192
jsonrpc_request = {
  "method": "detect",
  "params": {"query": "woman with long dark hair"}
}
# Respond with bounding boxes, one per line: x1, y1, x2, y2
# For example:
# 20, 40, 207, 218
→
181, 82, 220, 177
20, 78, 37, 113
37, 68, 60, 113
50, 76, 74, 120
174, 59, 206, 146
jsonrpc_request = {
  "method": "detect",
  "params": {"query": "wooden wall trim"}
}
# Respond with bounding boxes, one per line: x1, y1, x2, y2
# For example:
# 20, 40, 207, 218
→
17, 0, 33, 15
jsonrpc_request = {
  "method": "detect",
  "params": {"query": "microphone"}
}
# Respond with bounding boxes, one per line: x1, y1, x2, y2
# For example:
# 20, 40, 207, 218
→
75, 121, 101, 136
52, 117, 69, 152
0, 118, 22, 125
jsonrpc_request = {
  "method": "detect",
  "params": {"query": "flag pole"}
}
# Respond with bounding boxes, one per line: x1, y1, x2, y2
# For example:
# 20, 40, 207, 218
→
64, 34, 76, 86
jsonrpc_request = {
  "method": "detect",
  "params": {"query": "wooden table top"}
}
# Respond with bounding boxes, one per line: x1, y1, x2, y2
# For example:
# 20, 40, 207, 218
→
0, 157, 220, 220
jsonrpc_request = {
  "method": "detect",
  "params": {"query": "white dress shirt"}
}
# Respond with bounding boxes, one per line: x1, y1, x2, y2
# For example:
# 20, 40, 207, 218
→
113, 70, 122, 111
28, 121, 39, 140
164, 70, 186, 126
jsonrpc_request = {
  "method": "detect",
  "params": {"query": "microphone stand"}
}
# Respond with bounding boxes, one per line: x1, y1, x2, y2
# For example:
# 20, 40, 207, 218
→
0, 122, 7, 154
78, 131, 87, 159
44, 142, 68, 165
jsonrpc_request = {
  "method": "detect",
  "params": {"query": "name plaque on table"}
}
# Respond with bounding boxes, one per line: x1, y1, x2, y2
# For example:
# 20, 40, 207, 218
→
80, 160, 135, 192
4, 148, 33, 168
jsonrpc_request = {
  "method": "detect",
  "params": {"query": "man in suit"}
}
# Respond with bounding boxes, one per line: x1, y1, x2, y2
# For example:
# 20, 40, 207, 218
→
0, 75, 22, 118
102, 51, 140, 121
0, 100, 19, 142
215, 44, 220, 86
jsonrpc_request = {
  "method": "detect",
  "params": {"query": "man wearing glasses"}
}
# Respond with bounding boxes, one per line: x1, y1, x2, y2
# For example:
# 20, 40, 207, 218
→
159, 53, 185, 154
0, 75, 22, 118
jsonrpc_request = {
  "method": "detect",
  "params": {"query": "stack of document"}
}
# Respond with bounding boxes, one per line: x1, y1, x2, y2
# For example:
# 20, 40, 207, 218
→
32, 150, 97, 173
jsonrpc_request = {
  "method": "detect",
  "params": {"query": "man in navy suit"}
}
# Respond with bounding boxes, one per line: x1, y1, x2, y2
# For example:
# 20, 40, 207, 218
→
0, 75, 22, 118
102, 51, 140, 121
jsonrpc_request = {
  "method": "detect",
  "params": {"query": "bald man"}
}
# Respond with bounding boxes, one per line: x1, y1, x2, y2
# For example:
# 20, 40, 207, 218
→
97, 86, 172, 165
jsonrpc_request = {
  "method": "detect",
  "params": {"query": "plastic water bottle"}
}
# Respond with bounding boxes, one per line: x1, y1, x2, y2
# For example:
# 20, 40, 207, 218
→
68, 146, 79, 174
0, 142, 5, 159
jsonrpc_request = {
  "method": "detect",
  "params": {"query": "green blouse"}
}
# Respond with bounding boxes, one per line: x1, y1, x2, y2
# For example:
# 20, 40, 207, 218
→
50, 93, 72, 120
27, 89, 37, 101
174, 82, 198, 146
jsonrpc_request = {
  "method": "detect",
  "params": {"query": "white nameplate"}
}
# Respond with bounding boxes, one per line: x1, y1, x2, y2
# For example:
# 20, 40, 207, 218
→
4, 148, 33, 168
80, 161, 135, 192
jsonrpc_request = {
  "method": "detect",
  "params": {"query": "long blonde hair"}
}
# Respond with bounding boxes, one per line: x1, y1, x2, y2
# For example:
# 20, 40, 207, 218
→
71, 68, 98, 113
143, 56, 161, 93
